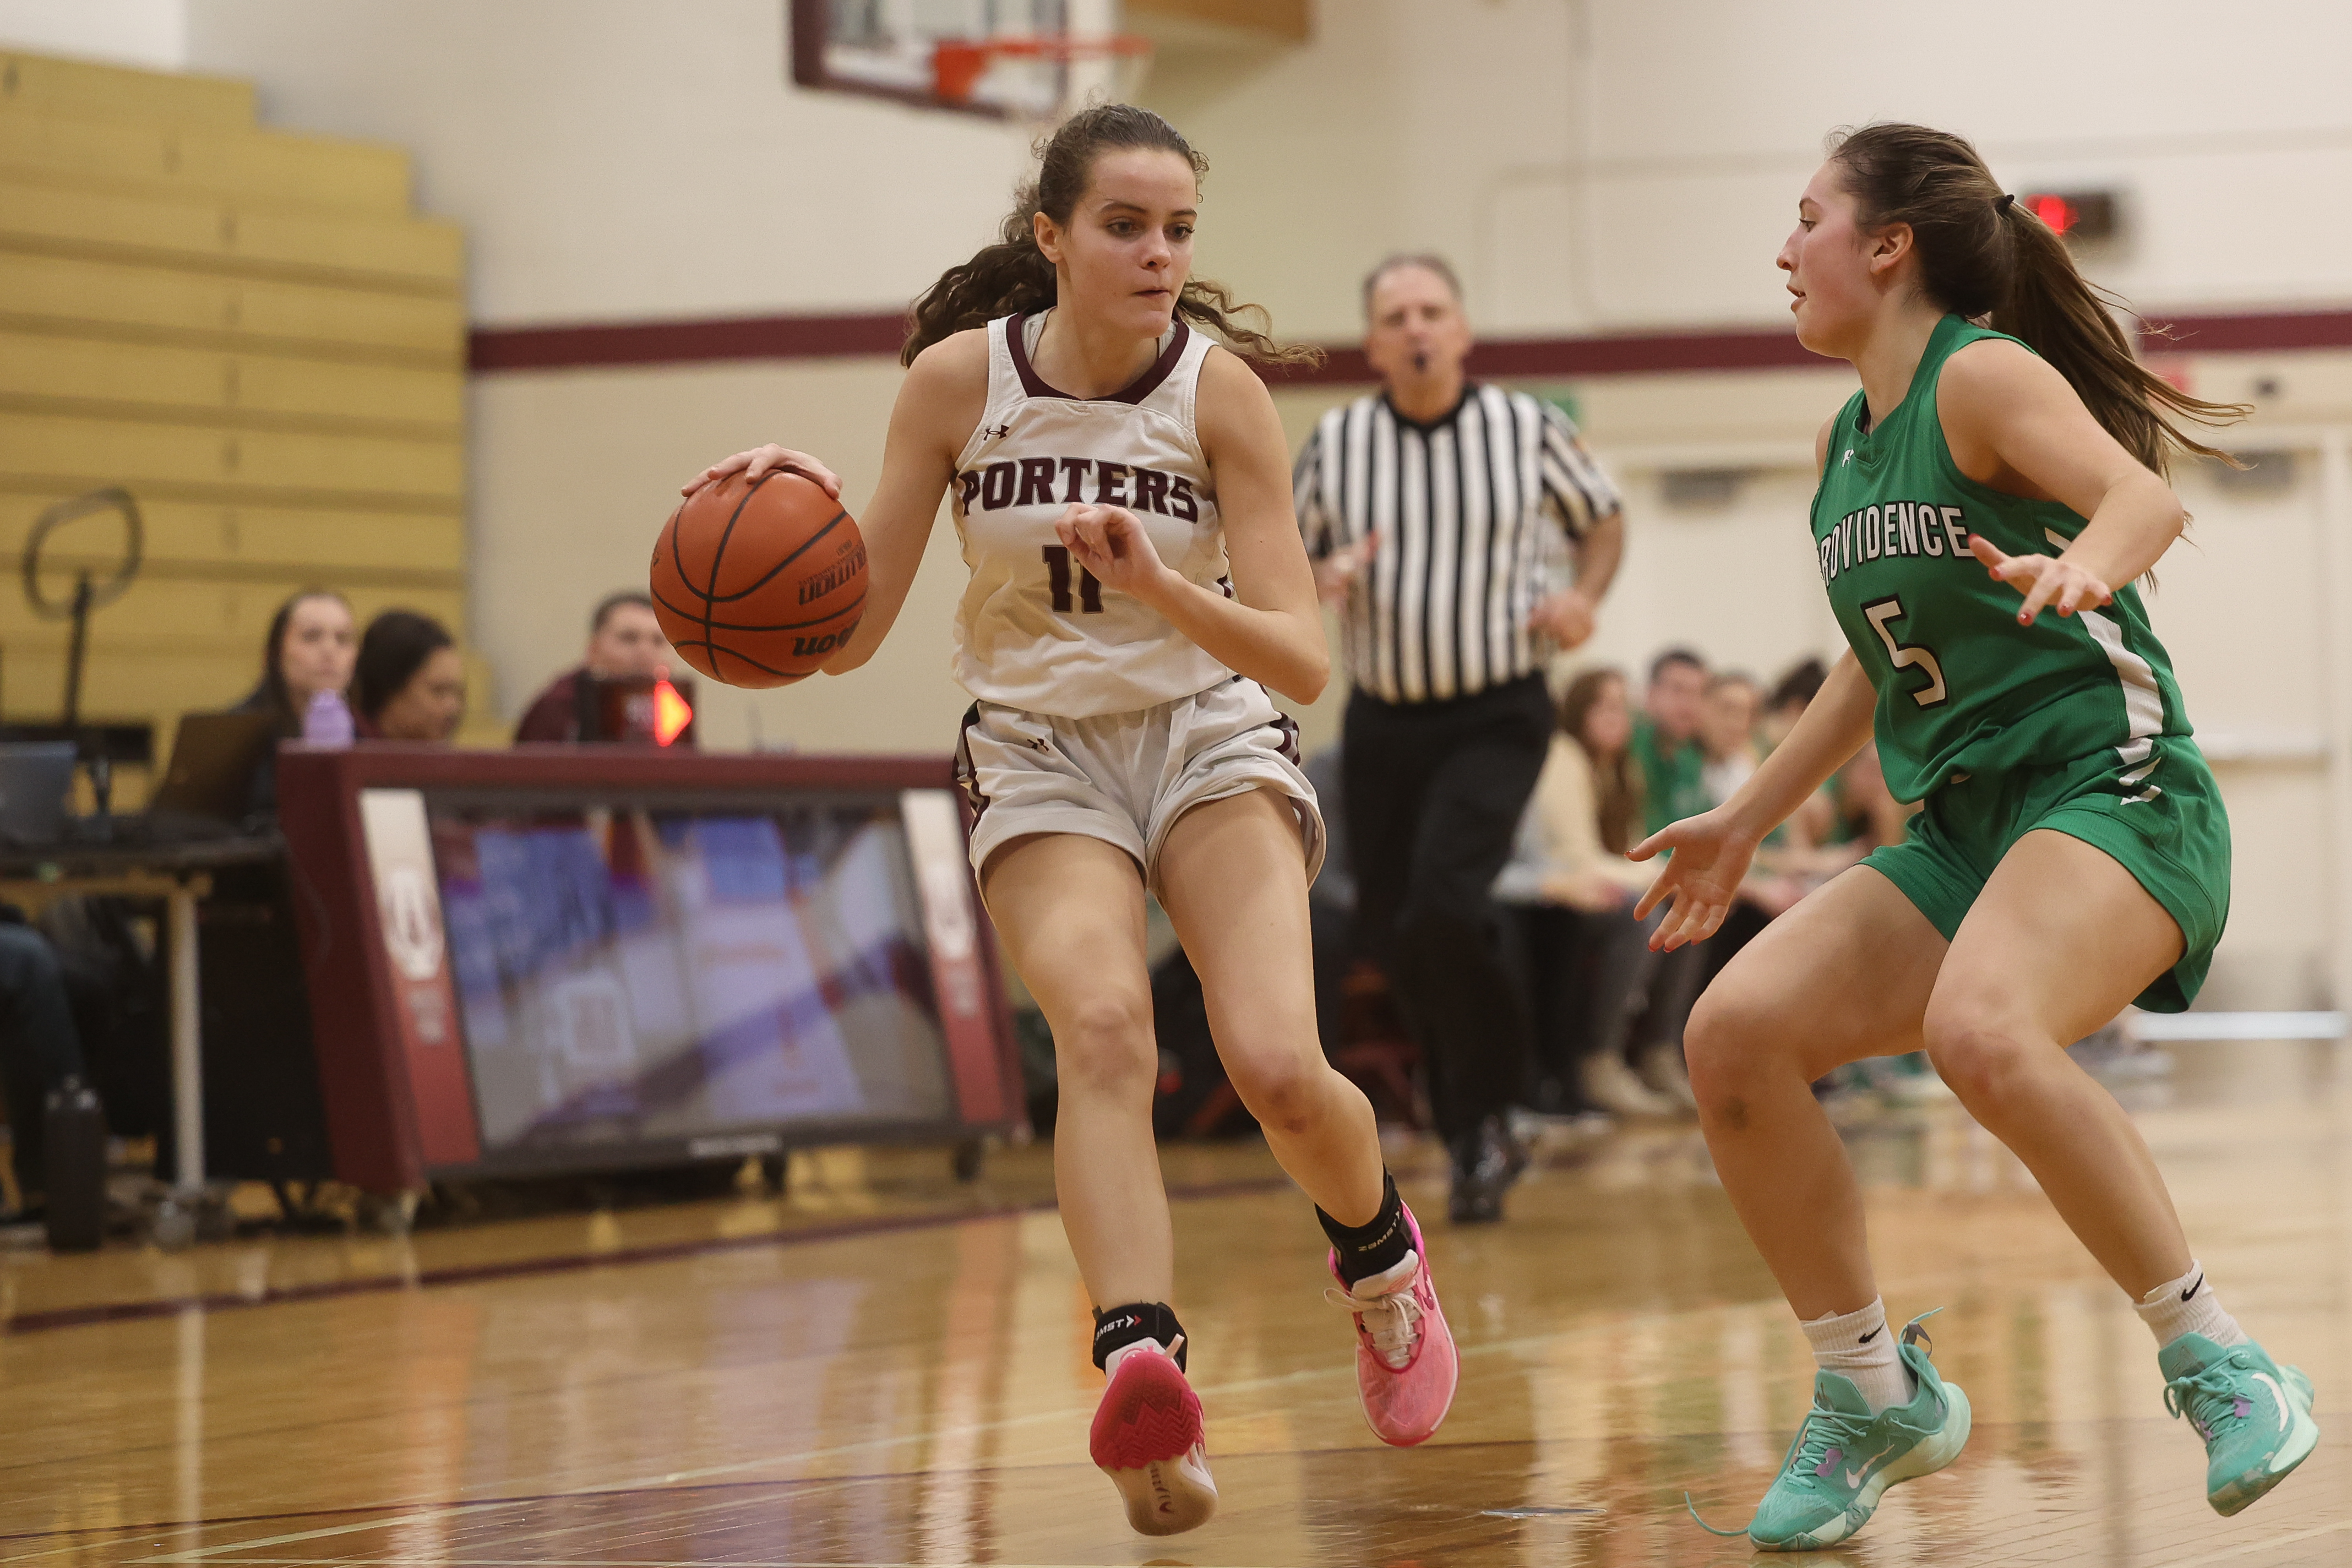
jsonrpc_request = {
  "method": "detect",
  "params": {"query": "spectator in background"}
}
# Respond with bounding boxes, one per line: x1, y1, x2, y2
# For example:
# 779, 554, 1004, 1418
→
1495, 667, 1669, 1121
353, 611, 465, 744
235, 590, 356, 736
515, 592, 684, 744
1700, 672, 1763, 805
1698, 671, 1807, 989
233, 589, 358, 814
1295, 253, 1626, 1223
1825, 741, 1915, 853
1632, 649, 1711, 837
1758, 657, 1828, 755
1619, 648, 1712, 1111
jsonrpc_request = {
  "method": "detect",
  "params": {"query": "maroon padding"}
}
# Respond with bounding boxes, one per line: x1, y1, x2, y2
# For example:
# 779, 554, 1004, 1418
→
277, 744, 1021, 1194
471, 305, 2352, 380
277, 746, 429, 1194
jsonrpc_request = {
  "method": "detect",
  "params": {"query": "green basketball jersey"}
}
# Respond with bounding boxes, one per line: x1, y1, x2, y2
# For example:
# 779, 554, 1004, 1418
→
1810, 314, 2191, 804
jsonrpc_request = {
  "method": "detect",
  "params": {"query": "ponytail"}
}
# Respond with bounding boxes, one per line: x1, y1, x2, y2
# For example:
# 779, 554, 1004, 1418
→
1992, 198, 2242, 474
1830, 123, 2245, 477
901, 191, 1059, 363
902, 103, 1319, 369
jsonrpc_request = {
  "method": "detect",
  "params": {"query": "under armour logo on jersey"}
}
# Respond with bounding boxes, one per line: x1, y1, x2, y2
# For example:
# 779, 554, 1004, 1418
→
1841, 449, 1856, 465
981, 422, 1013, 440
1025, 736, 1052, 754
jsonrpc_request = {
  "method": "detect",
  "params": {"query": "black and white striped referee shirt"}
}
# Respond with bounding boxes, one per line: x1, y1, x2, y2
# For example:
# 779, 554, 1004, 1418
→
1294, 384, 1622, 705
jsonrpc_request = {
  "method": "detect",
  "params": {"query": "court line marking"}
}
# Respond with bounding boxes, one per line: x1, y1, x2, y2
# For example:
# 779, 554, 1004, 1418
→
120, 1508, 522, 1566
117, 1353, 1491, 1565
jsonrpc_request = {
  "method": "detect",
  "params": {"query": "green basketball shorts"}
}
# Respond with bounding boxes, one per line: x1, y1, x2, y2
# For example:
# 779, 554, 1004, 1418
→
1863, 735, 2230, 1012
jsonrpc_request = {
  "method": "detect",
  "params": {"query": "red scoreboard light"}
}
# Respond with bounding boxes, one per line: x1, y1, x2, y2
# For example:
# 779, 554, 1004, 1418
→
2021, 189, 2119, 243
651, 677, 693, 747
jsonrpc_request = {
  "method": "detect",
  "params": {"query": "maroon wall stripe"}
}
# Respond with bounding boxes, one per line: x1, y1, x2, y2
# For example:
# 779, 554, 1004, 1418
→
470, 311, 908, 371
2141, 309, 2352, 355
469, 306, 2352, 379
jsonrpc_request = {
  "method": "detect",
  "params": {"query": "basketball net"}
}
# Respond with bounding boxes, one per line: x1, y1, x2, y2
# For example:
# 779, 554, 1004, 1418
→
931, 34, 1155, 122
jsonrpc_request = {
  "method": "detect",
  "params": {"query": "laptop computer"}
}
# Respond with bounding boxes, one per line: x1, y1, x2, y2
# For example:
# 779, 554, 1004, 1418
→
0, 742, 78, 847
145, 711, 281, 835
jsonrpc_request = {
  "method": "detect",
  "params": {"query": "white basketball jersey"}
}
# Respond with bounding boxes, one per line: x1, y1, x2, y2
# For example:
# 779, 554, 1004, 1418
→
948, 311, 1229, 718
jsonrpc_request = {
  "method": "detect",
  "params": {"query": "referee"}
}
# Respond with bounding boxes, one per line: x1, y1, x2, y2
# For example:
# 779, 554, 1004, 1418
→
1295, 254, 1625, 1223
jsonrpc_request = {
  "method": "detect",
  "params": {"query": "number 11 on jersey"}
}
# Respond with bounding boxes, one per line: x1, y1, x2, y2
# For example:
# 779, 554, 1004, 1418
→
1044, 545, 1104, 614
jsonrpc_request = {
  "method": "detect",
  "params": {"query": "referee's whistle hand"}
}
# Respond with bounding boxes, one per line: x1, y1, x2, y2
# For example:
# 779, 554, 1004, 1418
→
1528, 586, 1598, 649
1312, 531, 1378, 605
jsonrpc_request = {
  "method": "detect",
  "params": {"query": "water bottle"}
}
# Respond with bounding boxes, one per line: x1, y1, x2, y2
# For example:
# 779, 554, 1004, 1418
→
303, 688, 356, 747
42, 1076, 106, 1252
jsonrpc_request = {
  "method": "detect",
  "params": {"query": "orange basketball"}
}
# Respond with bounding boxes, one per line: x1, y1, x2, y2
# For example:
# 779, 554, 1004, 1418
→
649, 468, 866, 689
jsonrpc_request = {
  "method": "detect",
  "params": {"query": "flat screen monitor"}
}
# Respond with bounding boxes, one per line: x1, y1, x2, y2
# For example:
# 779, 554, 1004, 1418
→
279, 748, 1018, 1194
373, 785, 975, 1169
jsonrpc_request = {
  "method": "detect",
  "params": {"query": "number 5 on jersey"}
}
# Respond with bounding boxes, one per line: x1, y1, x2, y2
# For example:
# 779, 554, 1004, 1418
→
1863, 595, 1948, 708
1044, 545, 1104, 614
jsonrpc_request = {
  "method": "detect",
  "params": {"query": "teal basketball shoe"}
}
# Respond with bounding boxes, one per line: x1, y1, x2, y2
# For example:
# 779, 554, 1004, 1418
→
2160, 1334, 2319, 1516
1692, 1315, 1972, 1551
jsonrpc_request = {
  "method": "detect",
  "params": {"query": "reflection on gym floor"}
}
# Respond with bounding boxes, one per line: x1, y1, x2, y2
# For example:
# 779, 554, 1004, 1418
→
2, 1038, 2345, 1567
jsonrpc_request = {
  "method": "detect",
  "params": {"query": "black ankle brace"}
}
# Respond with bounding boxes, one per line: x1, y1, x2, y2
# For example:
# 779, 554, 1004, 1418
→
1092, 1300, 1187, 1373
1319, 1170, 1411, 1286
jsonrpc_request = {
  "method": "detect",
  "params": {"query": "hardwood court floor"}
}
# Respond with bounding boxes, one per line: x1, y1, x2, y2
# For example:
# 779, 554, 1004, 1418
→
2, 1038, 2346, 1567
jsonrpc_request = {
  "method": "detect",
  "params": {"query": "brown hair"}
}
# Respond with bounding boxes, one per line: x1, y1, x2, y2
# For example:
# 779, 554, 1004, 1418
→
1827, 123, 2245, 476
239, 588, 351, 735
353, 608, 454, 723
902, 104, 1316, 368
1558, 668, 1643, 855
1766, 656, 1827, 714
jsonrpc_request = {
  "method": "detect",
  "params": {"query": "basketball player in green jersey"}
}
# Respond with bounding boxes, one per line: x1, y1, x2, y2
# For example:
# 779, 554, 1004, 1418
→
1637, 123, 2320, 1550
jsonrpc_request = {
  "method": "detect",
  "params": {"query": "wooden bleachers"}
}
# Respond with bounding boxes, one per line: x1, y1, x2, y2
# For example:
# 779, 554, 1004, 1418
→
0, 48, 486, 767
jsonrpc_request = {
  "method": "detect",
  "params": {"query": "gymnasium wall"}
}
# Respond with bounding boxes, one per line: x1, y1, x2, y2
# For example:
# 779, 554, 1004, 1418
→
170, 0, 1045, 755
10, 3, 2352, 1008
1155, 0, 2352, 340
0, 41, 476, 764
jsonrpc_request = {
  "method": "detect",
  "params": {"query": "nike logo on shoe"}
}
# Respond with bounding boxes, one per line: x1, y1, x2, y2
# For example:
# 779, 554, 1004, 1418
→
2251, 1371, 2291, 1433
1858, 1327, 1882, 1344
2181, 1274, 2204, 1302
1843, 1444, 1897, 1487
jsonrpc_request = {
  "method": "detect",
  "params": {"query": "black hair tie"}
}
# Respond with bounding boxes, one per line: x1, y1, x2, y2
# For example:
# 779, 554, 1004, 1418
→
1996, 193, 2016, 212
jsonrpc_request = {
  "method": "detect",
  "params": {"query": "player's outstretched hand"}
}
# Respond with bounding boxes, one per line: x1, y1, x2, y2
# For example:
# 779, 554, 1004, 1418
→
1057, 504, 1169, 597
681, 444, 843, 500
1968, 534, 2111, 625
1629, 808, 1758, 952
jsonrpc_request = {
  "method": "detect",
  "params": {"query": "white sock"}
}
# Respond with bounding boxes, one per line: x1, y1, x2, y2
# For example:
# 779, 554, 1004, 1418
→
1801, 1298, 1914, 1413
2133, 1260, 2247, 1350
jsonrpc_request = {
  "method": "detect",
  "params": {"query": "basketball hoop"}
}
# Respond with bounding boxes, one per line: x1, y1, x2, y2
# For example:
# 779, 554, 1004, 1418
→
931, 32, 1154, 115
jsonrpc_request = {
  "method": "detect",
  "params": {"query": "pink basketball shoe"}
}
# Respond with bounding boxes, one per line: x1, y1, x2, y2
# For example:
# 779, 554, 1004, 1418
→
1088, 1339, 1218, 1535
1325, 1201, 1458, 1446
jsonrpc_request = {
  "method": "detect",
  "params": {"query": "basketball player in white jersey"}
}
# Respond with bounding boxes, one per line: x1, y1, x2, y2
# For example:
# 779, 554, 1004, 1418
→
685, 105, 1456, 1537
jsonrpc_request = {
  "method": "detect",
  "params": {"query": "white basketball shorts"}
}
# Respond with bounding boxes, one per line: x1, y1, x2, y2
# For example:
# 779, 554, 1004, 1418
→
953, 676, 1325, 894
